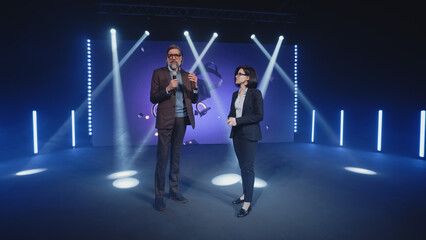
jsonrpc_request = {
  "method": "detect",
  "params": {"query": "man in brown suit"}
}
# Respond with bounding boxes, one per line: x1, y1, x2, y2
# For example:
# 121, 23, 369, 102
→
150, 44, 198, 211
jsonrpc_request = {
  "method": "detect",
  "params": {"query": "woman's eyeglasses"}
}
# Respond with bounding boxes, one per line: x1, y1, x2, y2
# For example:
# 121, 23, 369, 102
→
236, 73, 248, 76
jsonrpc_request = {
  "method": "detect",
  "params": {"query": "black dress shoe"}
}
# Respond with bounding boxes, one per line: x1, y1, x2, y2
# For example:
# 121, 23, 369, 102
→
232, 198, 244, 204
154, 197, 166, 211
237, 206, 251, 218
169, 193, 188, 203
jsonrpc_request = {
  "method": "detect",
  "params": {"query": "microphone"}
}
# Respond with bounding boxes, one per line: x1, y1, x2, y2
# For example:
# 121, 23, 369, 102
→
171, 72, 177, 94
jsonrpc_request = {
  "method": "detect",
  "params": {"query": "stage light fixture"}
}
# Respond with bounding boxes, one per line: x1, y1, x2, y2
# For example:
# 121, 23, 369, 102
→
213, 32, 218, 37
340, 110, 344, 146
145, 30, 150, 35
71, 110, 75, 148
377, 110, 383, 151
32, 110, 38, 154
420, 110, 425, 158
250, 34, 255, 39
279, 35, 284, 40
110, 28, 116, 34
184, 31, 189, 36
87, 38, 92, 136
311, 110, 315, 142
294, 45, 298, 132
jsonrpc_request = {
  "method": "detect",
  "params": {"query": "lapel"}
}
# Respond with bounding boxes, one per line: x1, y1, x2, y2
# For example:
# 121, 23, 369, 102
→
242, 88, 250, 115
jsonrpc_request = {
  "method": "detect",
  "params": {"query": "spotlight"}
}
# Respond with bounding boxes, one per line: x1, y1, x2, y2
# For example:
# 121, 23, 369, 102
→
279, 35, 284, 40
184, 31, 189, 36
213, 32, 218, 37
145, 30, 150, 35
110, 28, 116, 34
250, 34, 255, 39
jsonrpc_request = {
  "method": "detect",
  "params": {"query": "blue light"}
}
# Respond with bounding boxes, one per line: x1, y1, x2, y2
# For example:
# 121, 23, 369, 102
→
311, 110, 315, 142
87, 38, 93, 136
71, 110, 75, 148
377, 110, 383, 151
294, 44, 298, 133
420, 110, 425, 158
340, 110, 344, 146
87, 39, 93, 137
32, 110, 38, 154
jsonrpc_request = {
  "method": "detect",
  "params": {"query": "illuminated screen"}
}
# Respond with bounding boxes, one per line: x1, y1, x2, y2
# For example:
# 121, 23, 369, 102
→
92, 40, 295, 145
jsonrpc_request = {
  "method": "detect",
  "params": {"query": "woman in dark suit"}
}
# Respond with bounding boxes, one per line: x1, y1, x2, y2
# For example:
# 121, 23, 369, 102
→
227, 65, 263, 217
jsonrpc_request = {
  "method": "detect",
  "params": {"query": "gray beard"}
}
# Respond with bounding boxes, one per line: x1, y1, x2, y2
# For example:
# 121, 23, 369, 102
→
168, 61, 181, 70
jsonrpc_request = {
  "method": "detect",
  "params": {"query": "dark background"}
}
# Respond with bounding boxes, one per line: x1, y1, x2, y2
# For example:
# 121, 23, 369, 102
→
1, 0, 425, 158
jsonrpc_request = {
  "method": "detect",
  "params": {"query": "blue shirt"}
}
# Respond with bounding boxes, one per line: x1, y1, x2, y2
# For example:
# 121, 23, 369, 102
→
168, 66, 188, 117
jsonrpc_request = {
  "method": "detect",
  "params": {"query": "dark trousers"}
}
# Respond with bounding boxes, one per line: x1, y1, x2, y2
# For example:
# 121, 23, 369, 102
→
155, 117, 187, 198
232, 132, 258, 203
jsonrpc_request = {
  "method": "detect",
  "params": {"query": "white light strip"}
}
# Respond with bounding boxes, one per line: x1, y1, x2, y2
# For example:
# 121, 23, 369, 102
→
71, 110, 76, 148
87, 39, 92, 136
294, 45, 298, 133
311, 110, 315, 142
420, 110, 425, 158
377, 110, 382, 151
340, 110, 344, 146
32, 110, 38, 154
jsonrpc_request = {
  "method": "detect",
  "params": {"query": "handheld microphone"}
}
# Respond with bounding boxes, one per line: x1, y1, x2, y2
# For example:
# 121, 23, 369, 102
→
171, 72, 177, 94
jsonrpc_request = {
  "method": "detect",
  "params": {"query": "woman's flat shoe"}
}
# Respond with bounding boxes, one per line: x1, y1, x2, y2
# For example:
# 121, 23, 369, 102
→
237, 206, 251, 217
232, 198, 244, 204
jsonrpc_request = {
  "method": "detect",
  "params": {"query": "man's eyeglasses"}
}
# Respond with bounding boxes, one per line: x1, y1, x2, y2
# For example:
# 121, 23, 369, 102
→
236, 73, 248, 76
167, 54, 182, 59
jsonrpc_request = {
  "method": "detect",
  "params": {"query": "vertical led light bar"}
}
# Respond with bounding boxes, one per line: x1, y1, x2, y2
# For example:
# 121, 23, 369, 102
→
340, 110, 344, 146
294, 45, 298, 133
311, 110, 315, 142
71, 110, 76, 148
87, 39, 93, 136
32, 110, 38, 154
420, 110, 425, 158
377, 110, 383, 151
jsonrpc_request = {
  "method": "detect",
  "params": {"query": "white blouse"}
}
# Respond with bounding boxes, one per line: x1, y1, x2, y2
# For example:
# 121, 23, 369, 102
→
235, 88, 247, 118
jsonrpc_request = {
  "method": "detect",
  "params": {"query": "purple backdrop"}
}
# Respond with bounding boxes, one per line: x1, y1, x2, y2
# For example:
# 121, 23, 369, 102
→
92, 40, 294, 146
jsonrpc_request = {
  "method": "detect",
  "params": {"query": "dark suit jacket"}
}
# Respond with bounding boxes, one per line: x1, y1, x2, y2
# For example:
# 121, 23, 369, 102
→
150, 66, 198, 129
228, 88, 264, 141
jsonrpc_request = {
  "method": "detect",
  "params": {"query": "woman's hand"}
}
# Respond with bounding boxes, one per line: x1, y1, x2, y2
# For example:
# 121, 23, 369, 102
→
227, 117, 237, 126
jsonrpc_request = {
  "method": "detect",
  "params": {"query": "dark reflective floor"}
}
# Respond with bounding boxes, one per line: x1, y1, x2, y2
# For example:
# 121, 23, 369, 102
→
1, 143, 425, 240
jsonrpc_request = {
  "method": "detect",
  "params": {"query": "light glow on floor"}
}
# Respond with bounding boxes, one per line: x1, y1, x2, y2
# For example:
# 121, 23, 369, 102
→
344, 167, 377, 175
112, 177, 139, 189
16, 168, 47, 176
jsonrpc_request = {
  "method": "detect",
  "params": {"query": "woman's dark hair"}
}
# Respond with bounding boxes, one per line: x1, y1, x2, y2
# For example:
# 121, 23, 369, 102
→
234, 65, 258, 88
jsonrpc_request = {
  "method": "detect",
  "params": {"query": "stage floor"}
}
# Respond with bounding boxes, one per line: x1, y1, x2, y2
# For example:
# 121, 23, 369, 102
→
1, 143, 425, 239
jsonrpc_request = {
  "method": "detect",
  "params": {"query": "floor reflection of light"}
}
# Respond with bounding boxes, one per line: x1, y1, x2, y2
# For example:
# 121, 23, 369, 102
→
112, 177, 139, 189
344, 167, 377, 175
211, 173, 241, 186
254, 177, 268, 188
16, 168, 47, 176
107, 170, 138, 179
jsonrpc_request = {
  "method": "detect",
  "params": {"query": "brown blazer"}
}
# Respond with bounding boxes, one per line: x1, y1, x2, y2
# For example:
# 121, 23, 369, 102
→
150, 66, 198, 129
